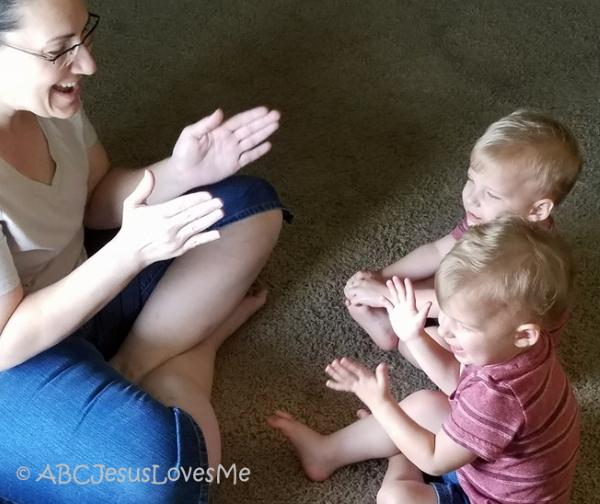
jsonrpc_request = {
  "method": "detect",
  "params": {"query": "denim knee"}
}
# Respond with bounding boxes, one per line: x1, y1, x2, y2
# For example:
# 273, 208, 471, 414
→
192, 175, 293, 228
0, 338, 208, 504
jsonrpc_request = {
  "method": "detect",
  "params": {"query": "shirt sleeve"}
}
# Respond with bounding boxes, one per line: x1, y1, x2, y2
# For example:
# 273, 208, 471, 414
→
0, 232, 21, 296
450, 218, 469, 241
442, 375, 525, 462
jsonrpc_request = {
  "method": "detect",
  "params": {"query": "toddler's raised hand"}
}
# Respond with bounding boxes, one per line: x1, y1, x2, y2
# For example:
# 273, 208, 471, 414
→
325, 358, 393, 410
381, 277, 431, 343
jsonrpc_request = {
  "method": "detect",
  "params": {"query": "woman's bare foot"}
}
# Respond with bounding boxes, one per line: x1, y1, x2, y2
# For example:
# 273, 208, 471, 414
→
267, 411, 339, 482
347, 303, 398, 351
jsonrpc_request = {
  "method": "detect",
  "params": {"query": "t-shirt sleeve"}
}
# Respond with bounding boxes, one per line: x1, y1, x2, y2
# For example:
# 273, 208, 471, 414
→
0, 232, 21, 296
443, 377, 525, 462
79, 107, 98, 149
450, 218, 469, 240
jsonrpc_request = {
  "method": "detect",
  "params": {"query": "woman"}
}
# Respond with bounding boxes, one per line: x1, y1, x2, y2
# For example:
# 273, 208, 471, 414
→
0, 0, 291, 502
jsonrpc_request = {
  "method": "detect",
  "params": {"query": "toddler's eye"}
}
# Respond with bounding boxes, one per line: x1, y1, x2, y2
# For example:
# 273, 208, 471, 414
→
486, 191, 500, 200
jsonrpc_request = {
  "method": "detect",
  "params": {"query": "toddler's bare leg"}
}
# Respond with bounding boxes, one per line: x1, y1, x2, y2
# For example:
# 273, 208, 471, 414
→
377, 455, 437, 504
412, 277, 440, 318
268, 390, 449, 481
424, 325, 452, 352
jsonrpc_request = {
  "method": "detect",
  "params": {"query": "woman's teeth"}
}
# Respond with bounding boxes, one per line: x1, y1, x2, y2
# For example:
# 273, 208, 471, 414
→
54, 82, 77, 92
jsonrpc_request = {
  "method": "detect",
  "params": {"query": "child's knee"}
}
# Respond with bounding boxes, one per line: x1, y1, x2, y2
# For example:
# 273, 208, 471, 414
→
377, 481, 414, 504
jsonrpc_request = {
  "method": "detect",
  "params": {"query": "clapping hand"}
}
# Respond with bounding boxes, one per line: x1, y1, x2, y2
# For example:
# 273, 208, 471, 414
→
381, 277, 431, 343
172, 107, 280, 187
118, 170, 224, 266
325, 358, 394, 410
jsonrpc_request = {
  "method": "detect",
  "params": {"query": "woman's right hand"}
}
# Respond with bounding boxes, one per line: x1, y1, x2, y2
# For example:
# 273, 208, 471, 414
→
115, 170, 224, 266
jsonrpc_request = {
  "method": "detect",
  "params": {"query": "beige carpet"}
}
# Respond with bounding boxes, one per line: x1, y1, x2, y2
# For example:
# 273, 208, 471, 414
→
87, 1, 600, 502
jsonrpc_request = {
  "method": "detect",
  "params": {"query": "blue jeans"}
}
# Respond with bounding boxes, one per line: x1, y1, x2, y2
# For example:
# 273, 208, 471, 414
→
428, 471, 470, 504
0, 176, 291, 504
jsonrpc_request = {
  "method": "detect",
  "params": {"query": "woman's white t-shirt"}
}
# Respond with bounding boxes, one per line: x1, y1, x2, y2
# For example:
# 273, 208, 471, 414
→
0, 109, 97, 295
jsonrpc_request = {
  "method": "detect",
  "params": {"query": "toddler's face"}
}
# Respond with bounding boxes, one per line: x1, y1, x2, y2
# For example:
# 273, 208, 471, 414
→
438, 292, 525, 367
461, 154, 541, 226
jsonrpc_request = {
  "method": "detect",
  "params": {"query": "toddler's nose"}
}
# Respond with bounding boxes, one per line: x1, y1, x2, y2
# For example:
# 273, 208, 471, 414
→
465, 190, 479, 207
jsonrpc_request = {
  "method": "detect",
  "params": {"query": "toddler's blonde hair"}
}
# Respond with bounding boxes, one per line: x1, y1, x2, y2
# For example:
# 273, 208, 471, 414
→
435, 215, 575, 330
471, 110, 582, 205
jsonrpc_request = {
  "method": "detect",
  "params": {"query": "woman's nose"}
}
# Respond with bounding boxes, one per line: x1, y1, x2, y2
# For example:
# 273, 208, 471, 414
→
71, 45, 97, 76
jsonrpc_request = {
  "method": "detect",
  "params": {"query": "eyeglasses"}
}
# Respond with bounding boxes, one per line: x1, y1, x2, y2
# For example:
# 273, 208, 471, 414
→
1, 13, 99, 68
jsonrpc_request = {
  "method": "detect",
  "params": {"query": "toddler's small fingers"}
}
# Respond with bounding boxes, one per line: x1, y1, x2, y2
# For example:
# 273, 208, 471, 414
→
356, 408, 371, 419
273, 410, 294, 420
339, 357, 367, 378
375, 363, 391, 388
381, 296, 393, 312
325, 362, 346, 382
325, 380, 348, 392
392, 276, 406, 298
385, 280, 399, 304
419, 302, 433, 319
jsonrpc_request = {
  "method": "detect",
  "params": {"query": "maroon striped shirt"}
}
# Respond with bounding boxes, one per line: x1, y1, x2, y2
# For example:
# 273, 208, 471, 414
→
443, 333, 579, 504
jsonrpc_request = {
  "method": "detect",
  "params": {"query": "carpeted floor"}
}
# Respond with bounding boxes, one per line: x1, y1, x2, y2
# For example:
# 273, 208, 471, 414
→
87, 1, 600, 502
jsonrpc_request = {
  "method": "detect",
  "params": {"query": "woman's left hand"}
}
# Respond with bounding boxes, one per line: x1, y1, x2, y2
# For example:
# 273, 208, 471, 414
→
171, 107, 280, 187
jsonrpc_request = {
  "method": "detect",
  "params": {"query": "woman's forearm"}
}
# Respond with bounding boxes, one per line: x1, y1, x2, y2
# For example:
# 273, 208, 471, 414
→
0, 239, 141, 370
85, 157, 193, 230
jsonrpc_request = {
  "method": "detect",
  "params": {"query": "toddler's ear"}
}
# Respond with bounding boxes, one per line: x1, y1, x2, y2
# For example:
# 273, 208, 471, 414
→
528, 198, 554, 222
514, 323, 541, 349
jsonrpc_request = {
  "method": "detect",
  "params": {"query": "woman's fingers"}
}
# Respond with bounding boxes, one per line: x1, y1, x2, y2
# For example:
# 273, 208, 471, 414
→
159, 191, 220, 218
178, 208, 224, 240
224, 107, 275, 132
238, 142, 273, 168
181, 230, 221, 253
237, 119, 280, 151
124, 170, 155, 208
179, 109, 224, 140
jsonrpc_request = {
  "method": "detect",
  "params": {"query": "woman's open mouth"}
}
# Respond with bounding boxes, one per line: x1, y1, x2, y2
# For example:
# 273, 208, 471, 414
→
52, 81, 79, 94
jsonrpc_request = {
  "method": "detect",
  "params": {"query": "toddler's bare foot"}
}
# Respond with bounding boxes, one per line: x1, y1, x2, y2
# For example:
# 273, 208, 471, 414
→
347, 303, 398, 351
267, 411, 338, 482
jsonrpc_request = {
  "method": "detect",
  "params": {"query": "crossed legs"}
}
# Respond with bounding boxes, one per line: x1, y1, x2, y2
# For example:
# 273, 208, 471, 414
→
112, 209, 282, 468
111, 209, 282, 383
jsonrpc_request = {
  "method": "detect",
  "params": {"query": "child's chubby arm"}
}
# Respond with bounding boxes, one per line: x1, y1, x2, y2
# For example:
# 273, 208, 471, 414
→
326, 358, 477, 476
380, 233, 457, 281
383, 277, 460, 394
344, 233, 456, 308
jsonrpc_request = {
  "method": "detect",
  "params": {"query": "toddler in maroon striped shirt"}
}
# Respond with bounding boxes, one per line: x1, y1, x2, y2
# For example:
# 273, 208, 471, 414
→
270, 216, 579, 504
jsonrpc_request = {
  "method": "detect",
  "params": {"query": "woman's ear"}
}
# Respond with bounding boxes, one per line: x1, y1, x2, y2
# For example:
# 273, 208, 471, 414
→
528, 199, 554, 222
514, 323, 541, 349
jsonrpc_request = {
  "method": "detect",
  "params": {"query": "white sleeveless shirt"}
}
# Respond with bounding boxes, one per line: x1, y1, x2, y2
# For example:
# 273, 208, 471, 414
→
0, 109, 97, 295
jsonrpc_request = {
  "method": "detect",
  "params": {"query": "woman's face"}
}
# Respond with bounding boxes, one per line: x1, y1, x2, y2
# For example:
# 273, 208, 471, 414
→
0, 0, 96, 119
